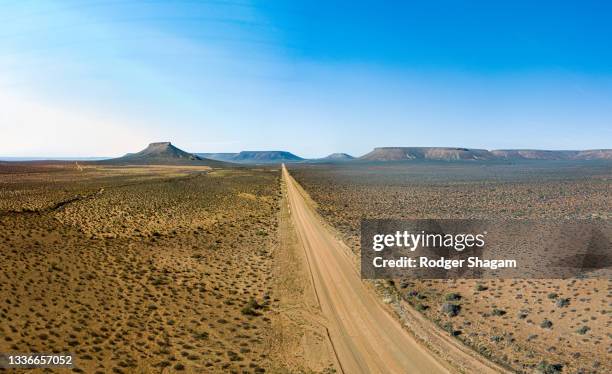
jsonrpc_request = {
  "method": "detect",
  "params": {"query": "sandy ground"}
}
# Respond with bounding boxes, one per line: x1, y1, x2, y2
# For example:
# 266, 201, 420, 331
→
283, 165, 450, 374
266, 175, 337, 373
288, 162, 611, 373
0, 164, 281, 373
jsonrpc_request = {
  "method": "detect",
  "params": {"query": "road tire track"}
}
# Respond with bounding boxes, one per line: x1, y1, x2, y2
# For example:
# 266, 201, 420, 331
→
282, 164, 450, 374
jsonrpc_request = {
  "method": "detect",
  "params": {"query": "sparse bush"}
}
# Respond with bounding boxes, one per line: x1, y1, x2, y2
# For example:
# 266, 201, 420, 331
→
442, 322, 460, 336
490, 335, 503, 343
492, 308, 506, 316
241, 297, 262, 316
415, 303, 428, 312
555, 298, 570, 308
227, 351, 242, 361
149, 276, 167, 286
173, 363, 185, 371
576, 326, 590, 335
547, 292, 558, 300
444, 292, 461, 301
157, 360, 171, 368
475, 284, 488, 291
147, 304, 158, 310
536, 361, 563, 374
540, 319, 553, 329
48, 262, 62, 272
193, 331, 208, 340
441, 303, 460, 317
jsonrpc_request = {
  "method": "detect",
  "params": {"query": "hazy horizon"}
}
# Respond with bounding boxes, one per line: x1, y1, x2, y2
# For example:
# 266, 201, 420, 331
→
2, 1, 611, 158
3, 144, 612, 161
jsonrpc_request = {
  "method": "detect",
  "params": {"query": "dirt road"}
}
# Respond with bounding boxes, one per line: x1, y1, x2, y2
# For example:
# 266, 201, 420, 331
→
282, 165, 449, 374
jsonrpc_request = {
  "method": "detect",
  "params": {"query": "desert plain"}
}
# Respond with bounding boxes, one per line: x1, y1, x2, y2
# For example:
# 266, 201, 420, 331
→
0, 158, 610, 374
289, 160, 611, 374
0, 162, 296, 373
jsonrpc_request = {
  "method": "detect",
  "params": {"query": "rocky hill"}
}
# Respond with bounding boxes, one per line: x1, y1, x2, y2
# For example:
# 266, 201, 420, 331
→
320, 153, 355, 161
101, 142, 227, 166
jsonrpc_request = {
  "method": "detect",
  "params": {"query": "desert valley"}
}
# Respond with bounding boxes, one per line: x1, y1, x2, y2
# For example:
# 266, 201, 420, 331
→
1, 142, 610, 373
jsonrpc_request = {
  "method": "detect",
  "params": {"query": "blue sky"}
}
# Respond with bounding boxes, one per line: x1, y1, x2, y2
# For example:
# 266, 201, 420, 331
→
1, 0, 611, 157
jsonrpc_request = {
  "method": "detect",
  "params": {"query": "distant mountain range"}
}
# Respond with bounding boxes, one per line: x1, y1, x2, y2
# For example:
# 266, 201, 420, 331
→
360, 147, 494, 161
195, 153, 239, 162
197, 151, 359, 163
490, 149, 612, 160
197, 151, 304, 163
197, 147, 612, 163
7, 143, 610, 164
359, 147, 612, 161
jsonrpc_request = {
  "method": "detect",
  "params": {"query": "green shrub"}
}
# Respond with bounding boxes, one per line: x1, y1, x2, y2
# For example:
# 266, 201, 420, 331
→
540, 319, 553, 329
536, 361, 563, 374
174, 363, 185, 371
441, 303, 460, 317
445, 292, 461, 301
492, 308, 506, 316
576, 326, 590, 335
415, 303, 428, 312
241, 297, 262, 316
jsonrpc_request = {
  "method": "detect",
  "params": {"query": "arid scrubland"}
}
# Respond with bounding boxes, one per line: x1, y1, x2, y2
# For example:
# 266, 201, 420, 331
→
0, 163, 282, 373
290, 161, 611, 374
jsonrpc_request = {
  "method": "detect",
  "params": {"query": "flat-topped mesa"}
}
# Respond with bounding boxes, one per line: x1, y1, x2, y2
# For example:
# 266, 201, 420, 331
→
231, 151, 304, 163
491, 149, 574, 160
574, 149, 612, 160
360, 147, 495, 161
132, 142, 199, 159
359, 147, 612, 161
147, 141, 172, 148
491, 149, 612, 160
